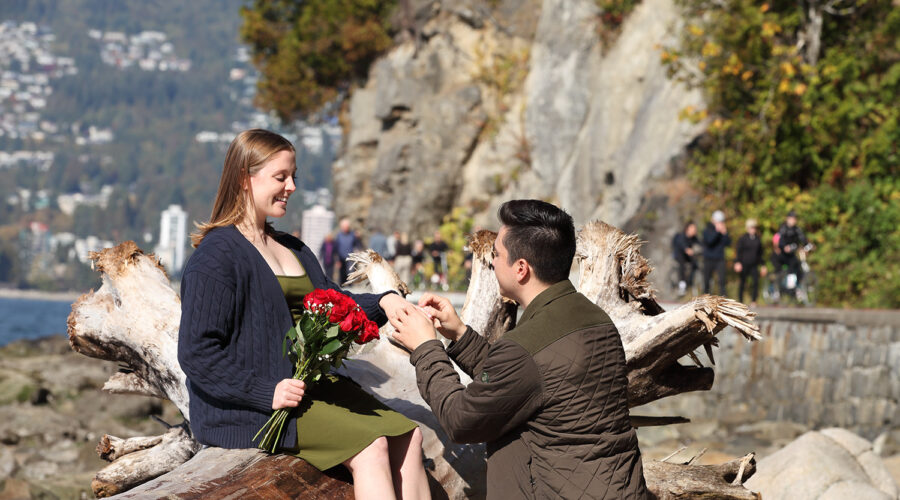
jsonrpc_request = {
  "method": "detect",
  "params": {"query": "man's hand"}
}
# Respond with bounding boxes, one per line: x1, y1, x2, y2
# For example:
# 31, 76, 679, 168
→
390, 305, 439, 351
272, 379, 306, 410
379, 292, 409, 318
418, 292, 467, 341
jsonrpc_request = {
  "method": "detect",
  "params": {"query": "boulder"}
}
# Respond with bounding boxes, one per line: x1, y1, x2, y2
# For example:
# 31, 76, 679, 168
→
745, 428, 900, 499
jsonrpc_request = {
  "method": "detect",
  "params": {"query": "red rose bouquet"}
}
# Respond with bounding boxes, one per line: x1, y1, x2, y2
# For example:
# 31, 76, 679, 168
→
253, 288, 381, 452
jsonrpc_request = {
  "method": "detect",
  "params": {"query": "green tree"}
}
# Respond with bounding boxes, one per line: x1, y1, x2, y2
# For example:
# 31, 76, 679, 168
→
240, 0, 397, 120
666, 0, 900, 308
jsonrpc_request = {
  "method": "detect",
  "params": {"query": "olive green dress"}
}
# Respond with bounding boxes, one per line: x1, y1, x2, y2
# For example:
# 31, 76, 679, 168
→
275, 273, 417, 470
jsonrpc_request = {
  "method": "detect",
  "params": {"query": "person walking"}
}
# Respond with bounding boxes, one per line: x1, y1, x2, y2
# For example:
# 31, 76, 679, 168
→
734, 219, 764, 305
389, 200, 650, 499
702, 210, 731, 296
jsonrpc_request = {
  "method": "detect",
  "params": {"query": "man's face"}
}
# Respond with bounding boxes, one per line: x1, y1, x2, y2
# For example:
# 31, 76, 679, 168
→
686, 224, 697, 237
491, 226, 516, 299
787, 216, 797, 227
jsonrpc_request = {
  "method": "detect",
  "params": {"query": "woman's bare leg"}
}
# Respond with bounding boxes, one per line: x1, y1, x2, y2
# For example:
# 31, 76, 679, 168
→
343, 436, 396, 500
387, 428, 431, 500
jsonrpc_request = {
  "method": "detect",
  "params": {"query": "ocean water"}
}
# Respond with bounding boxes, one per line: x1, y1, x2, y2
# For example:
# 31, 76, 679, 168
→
0, 297, 73, 346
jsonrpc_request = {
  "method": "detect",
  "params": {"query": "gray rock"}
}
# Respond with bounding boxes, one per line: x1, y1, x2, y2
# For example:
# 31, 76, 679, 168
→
745, 429, 899, 499
335, 0, 704, 238
0, 445, 17, 481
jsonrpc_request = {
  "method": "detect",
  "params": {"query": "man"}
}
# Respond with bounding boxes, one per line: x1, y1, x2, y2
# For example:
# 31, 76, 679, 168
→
777, 210, 808, 281
671, 221, 699, 297
335, 218, 361, 284
369, 228, 389, 258
702, 210, 731, 296
390, 200, 649, 499
734, 219, 765, 305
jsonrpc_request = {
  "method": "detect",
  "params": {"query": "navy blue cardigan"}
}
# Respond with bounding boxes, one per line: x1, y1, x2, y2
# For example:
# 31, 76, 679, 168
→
178, 225, 391, 449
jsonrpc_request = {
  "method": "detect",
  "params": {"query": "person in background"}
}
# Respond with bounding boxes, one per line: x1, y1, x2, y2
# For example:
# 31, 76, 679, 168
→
411, 239, 426, 290
393, 232, 413, 285
777, 210, 808, 281
386, 230, 400, 262
428, 231, 449, 290
178, 129, 429, 500
389, 199, 650, 499
734, 219, 765, 306
671, 221, 699, 297
319, 233, 338, 282
369, 228, 389, 258
702, 210, 731, 296
335, 218, 362, 285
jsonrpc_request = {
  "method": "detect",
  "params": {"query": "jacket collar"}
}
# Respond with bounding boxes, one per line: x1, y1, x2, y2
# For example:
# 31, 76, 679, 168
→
519, 280, 577, 325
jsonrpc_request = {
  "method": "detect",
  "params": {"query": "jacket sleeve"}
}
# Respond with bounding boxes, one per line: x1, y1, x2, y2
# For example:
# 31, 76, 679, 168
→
409, 338, 543, 444
177, 269, 277, 412
445, 326, 490, 377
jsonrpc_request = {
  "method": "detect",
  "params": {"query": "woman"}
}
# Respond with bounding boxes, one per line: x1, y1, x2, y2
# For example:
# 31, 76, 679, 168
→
178, 129, 430, 499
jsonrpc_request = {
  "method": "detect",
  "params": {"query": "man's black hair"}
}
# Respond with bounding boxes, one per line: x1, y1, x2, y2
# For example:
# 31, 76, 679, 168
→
497, 199, 576, 284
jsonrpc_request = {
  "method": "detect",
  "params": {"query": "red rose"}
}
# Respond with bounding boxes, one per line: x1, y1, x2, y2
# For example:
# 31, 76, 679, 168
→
356, 320, 380, 344
339, 308, 366, 333
321, 289, 342, 304
303, 289, 330, 310
328, 299, 352, 323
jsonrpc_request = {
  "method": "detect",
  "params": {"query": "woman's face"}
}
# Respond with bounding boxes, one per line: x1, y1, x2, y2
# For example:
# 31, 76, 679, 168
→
246, 150, 297, 222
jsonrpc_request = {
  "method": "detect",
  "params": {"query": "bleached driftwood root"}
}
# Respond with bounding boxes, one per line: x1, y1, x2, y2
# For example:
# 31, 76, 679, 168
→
92, 425, 201, 498
67, 242, 199, 497
575, 221, 761, 406
643, 452, 759, 500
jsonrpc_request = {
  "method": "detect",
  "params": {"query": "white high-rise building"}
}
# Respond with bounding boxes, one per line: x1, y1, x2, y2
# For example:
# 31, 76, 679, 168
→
155, 204, 187, 274
302, 204, 334, 260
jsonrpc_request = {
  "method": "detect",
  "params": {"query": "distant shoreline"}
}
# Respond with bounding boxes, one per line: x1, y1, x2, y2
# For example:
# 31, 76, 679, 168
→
0, 288, 84, 302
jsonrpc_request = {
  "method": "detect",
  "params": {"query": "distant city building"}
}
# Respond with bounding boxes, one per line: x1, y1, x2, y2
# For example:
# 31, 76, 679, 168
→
155, 204, 187, 275
302, 204, 334, 261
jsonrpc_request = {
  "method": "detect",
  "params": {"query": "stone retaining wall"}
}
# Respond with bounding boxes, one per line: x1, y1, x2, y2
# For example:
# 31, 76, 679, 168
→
647, 307, 900, 439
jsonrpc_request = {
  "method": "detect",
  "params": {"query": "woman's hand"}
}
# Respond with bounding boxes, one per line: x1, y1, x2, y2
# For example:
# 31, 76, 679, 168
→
390, 305, 439, 352
272, 379, 306, 410
379, 292, 409, 318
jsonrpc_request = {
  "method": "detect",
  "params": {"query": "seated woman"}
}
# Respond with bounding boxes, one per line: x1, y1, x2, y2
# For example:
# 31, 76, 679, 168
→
178, 129, 430, 500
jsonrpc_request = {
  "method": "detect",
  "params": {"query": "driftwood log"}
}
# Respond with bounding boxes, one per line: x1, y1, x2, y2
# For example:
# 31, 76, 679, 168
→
68, 221, 762, 499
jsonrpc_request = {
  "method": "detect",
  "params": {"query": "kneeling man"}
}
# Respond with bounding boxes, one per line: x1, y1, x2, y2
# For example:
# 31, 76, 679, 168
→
390, 199, 650, 499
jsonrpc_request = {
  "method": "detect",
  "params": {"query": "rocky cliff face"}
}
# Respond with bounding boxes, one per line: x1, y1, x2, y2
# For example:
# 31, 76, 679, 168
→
334, 0, 704, 248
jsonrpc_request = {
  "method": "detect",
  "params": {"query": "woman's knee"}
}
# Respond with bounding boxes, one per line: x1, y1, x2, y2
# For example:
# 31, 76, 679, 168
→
408, 427, 423, 449
345, 436, 390, 471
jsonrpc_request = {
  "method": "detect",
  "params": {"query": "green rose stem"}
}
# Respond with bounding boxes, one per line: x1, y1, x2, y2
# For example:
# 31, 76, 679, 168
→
253, 356, 312, 453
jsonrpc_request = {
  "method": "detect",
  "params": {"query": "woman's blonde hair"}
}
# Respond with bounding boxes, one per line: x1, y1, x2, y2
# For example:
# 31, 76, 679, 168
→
191, 129, 295, 247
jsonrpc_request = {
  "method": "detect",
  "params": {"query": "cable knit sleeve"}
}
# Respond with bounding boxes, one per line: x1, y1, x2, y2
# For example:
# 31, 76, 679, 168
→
178, 269, 276, 412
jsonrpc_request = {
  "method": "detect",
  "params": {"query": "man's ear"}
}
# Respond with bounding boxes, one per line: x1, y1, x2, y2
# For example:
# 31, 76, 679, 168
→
515, 259, 530, 282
